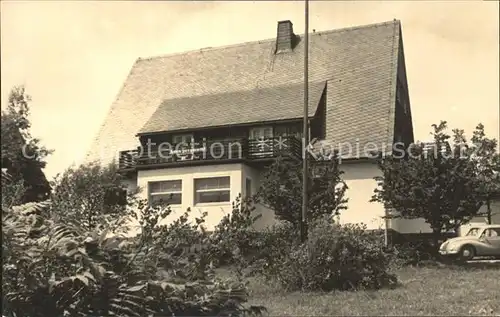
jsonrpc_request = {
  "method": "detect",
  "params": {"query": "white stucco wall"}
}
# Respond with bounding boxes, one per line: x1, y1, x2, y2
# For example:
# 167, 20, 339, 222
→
392, 218, 433, 234
242, 162, 391, 231
241, 165, 276, 230
135, 164, 244, 231
337, 162, 389, 230
458, 200, 500, 236
389, 199, 500, 235
122, 178, 138, 194
389, 200, 500, 235
125, 160, 492, 235
123, 161, 395, 234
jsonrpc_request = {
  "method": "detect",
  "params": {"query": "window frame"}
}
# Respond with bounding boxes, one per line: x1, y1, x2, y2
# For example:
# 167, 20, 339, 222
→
249, 126, 273, 140
194, 176, 231, 204
148, 180, 183, 206
249, 126, 274, 156
172, 133, 194, 145
482, 227, 500, 238
245, 177, 252, 199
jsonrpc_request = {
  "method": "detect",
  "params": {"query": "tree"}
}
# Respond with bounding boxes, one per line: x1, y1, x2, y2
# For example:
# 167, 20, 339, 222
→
258, 154, 348, 229
372, 121, 484, 245
50, 162, 136, 231
1, 86, 52, 203
468, 123, 500, 224
1, 170, 25, 209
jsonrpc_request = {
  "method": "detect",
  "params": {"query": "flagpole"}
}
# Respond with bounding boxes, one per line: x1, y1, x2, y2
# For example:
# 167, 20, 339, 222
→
301, 0, 309, 243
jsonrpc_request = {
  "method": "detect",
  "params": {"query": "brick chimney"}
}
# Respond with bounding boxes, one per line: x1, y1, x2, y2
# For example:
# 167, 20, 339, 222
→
275, 20, 297, 54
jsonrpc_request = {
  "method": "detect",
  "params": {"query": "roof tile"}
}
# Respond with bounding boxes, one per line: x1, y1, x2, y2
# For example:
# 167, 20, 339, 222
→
85, 20, 401, 163
139, 81, 326, 134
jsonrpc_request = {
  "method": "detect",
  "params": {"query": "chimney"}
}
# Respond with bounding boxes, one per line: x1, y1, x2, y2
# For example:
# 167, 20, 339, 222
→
275, 20, 296, 54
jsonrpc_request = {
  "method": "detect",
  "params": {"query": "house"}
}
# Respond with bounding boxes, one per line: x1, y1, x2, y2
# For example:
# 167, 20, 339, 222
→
85, 19, 419, 234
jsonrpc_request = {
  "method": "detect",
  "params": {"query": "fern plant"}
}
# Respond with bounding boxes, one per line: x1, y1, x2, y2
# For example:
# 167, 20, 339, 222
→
2, 199, 266, 317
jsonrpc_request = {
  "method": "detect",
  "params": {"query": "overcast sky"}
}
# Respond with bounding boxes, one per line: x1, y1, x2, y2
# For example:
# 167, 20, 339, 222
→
1, 1, 499, 179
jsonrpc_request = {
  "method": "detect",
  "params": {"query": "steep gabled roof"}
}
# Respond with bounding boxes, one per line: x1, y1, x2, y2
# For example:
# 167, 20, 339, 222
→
139, 81, 326, 135
86, 20, 401, 163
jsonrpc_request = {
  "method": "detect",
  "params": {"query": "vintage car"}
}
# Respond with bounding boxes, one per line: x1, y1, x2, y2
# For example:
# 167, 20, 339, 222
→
439, 224, 500, 261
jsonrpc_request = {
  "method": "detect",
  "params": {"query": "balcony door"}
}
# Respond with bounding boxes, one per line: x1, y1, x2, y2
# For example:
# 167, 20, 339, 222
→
172, 134, 193, 145
172, 133, 194, 160
249, 126, 273, 157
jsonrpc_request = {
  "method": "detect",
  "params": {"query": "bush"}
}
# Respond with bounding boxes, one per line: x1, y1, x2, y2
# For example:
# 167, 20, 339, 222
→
387, 240, 442, 268
208, 195, 263, 268
50, 162, 135, 231
258, 217, 398, 292
248, 221, 299, 276
2, 197, 266, 317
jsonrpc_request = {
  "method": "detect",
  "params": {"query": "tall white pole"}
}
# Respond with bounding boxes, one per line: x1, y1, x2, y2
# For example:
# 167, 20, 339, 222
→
301, 0, 309, 242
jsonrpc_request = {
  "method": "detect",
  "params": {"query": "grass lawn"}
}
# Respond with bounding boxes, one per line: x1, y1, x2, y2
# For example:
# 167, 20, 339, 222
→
219, 263, 500, 316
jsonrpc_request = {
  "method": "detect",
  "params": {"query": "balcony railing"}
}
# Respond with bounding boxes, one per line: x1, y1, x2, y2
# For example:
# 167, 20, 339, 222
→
118, 136, 302, 171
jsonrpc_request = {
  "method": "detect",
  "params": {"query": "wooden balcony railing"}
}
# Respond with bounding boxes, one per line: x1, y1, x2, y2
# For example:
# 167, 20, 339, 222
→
117, 136, 302, 171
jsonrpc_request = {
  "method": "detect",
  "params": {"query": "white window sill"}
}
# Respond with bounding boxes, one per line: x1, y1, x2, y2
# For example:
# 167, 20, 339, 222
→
194, 201, 231, 208
148, 204, 182, 208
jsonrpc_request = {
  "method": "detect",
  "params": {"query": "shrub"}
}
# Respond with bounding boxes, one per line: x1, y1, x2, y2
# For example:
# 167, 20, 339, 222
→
1, 197, 266, 317
50, 162, 135, 231
208, 195, 263, 267
387, 239, 443, 268
259, 217, 398, 292
248, 221, 299, 276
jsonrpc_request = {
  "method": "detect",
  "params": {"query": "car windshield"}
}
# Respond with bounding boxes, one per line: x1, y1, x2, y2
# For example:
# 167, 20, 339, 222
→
466, 228, 480, 236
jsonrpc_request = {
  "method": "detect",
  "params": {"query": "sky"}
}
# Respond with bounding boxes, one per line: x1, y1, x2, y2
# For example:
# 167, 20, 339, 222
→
1, 1, 499, 180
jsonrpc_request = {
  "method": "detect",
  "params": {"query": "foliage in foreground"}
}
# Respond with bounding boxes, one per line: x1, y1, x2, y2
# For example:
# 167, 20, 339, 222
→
254, 217, 398, 291
1, 200, 266, 317
1, 154, 405, 317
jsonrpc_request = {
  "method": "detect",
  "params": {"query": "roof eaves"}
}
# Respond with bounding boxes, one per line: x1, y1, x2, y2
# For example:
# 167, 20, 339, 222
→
136, 116, 316, 137
384, 19, 401, 156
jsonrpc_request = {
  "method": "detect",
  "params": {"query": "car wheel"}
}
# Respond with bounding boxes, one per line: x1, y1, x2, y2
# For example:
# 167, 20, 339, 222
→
459, 245, 475, 262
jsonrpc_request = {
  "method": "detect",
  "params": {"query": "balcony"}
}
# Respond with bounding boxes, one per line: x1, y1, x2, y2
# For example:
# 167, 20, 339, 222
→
118, 136, 302, 171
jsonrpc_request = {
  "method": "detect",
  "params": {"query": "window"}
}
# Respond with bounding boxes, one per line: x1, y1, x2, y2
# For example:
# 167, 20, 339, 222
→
249, 126, 274, 156
245, 178, 252, 199
194, 176, 230, 204
172, 134, 193, 145
149, 180, 182, 206
275, 124, 301, 138
249, 126, 273, 140
466, 228, 480, 236
482, 228, 500, 238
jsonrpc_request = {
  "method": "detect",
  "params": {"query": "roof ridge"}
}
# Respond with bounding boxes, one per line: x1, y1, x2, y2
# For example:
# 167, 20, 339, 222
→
137, 19, 400, 63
